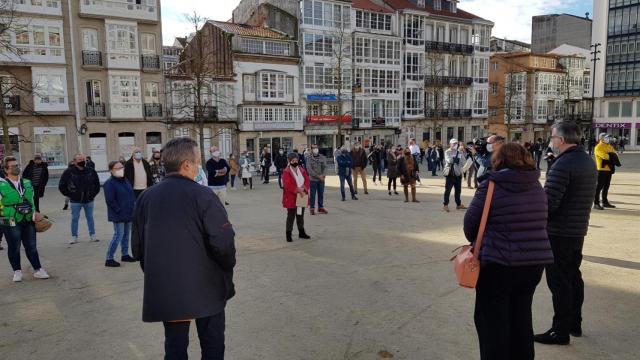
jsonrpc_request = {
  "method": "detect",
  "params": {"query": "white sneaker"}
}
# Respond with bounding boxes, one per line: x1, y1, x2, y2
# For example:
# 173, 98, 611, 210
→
34, 269, 50, 279
69, 237, 78, 244
13, 270, 22, 282
90, 235, 99, 242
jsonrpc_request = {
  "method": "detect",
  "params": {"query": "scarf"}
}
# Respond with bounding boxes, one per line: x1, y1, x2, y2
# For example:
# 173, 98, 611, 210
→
290, 166, 305, 214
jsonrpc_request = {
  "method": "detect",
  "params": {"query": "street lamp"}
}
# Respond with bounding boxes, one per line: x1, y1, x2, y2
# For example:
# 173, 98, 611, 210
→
589, 43, 601, 140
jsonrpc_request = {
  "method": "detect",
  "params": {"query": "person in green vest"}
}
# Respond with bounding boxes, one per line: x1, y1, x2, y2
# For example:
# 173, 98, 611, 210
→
0, 156, 49, 282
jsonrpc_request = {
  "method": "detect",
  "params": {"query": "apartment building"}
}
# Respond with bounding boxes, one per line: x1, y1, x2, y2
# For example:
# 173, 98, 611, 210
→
0, 0, 77, 171
386, 0, 492, 144
488, 52, 591, 143
592, 0, 640, 150
491, 37, 531, 53
532, 13, 592, 53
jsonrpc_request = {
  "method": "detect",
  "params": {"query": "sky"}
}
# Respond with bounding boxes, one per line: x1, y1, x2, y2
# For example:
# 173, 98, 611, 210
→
161, 0, 594, 45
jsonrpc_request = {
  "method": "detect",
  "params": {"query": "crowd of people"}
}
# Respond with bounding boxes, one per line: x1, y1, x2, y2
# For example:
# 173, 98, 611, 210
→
0, 121, 628, 359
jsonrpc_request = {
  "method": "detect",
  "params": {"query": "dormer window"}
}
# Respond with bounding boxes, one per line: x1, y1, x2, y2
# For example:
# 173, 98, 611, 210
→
451, 1, 457, 13
417, 0, 425, 8
434, 0, 441, 11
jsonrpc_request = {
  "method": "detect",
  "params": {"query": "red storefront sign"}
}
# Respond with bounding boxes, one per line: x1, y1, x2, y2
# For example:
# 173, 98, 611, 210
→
307, 115, 352, 123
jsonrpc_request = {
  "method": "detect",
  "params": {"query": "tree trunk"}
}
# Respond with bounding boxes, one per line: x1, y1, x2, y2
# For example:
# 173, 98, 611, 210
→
0, 77, 11, 157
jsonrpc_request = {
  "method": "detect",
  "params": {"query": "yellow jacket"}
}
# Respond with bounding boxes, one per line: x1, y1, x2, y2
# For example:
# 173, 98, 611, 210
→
594, 141, 616, 171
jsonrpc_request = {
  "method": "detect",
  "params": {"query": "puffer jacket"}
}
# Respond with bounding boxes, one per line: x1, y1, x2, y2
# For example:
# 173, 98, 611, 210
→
386, 151, 399, 178
544, 145, 597, 237
464, 169, 554, 266
594, 141, 616, 171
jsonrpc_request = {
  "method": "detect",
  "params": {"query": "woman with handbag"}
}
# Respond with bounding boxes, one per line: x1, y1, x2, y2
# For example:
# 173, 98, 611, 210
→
0, 156, 49, 282
240, 151, 253, 190
282, 152, 310, 243
463, 143, 553, 360
397, 147, 419, 203
442, 138, 467, 212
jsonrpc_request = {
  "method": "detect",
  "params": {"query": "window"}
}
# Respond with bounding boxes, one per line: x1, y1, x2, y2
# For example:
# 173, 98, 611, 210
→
144, 82, 159, 103
85, 80, 102, 105
302, 0, 350, 28
353, 68, 400, 94
82, 29, 98, 51
303, 33, 334, 57
404, 14, 425, 46
621, 101, 632, 117
473, 58, 489, 82
241, 39, 291, 56
32, 67, 67, 111
354, 37, 401, 65
243, 74, 256, 96
490, 83, 498, 95
9, 21, 64, 58
107, 23, 138, 54
34, 127, 67, 169
303, 64, 351, 90
110, 73, 141, 104
260, 72, 286, 99
404, 88, 423, 116
473, 89, 488, 115
404, 52, 423, 80
434, 0, 441, 11
354, 10, 391, 31
608, 101, 620, 117
141, 33, 156, 55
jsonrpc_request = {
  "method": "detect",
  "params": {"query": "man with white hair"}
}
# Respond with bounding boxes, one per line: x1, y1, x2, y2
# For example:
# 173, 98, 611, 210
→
206, 146, 230, 206
593, 133, 617, 210
442, 138, 467, 212
124, 147, 153, 199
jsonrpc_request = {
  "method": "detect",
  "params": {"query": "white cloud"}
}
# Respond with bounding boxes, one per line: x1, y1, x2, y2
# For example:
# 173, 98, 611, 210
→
161, 0, 241, 45
461, 0, 580, 43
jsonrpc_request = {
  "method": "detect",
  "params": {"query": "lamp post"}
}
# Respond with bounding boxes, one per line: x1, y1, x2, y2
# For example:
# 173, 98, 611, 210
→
589, 43, 601, 140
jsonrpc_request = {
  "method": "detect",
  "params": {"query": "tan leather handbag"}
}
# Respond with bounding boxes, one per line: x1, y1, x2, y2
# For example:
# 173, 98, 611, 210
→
451, 181, 495, 288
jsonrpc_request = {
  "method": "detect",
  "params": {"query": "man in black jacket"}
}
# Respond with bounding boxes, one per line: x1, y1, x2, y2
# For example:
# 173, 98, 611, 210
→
22, 153, 49, 212
351, 142, 368, 195
124, 147, 153, 199
132, 137, 236, 359
206, 146, 230, 206
535, 122, 597, 346
59, 154, 101, 244
274, 148, 288, 189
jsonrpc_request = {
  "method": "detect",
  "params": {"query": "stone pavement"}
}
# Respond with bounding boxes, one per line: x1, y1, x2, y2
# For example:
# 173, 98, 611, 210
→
1, 155, 639, 360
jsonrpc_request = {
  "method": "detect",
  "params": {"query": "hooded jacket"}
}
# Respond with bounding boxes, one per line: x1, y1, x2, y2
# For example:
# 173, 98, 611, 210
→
58, 165, 101, 204
464, 169, 554, 266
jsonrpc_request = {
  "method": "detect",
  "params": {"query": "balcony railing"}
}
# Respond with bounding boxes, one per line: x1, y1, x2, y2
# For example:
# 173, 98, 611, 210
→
425, 109, 472, 118
425, 41, 474, 55
425, 76, 473, 87
82, 50, 103, 66
195, 105, 218, 121
141, 55, 161, 71
86, 103, 106, 118
144, 103, 162, 118
80, 0, 158, 22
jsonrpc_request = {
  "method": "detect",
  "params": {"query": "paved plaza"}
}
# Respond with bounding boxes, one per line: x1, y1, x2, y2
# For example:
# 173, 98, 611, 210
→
1, 155, 639, 360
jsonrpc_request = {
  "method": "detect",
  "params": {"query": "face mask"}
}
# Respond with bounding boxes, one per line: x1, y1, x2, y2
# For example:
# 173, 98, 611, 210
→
486, 143, 494, 153
603, 138, 611, 144
279, 150, 284, 155
153, 155, 161, 160
355, 145, 361, 150
114, 169, 124, 178
312, 148, 319, 155
77, 161, 86, 168
134, 152, 142, 160
10, 166, 21, 176
450, 143, 458, 149
212, 151, 221, 158
290, 162, 299, 167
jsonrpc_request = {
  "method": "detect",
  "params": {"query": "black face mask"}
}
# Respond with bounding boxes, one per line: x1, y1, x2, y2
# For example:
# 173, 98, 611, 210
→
290, 162, 299, 167
76, 161, 86, 168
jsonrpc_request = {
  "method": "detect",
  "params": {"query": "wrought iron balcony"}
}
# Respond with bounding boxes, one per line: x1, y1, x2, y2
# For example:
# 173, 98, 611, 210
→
425, 41, 474, 55
86, 103, 106, 118
424, 76, 473, 87
141, 55, 161, 71
82, 50, 103, 67
424, 109, 472, 118
144, 103, 162, 118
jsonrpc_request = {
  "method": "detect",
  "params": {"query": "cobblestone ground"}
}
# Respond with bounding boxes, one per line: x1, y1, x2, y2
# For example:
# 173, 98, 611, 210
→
1, 154, 639, 360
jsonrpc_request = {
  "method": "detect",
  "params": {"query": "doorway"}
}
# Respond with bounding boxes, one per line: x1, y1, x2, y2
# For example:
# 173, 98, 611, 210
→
89, 133, 108, 171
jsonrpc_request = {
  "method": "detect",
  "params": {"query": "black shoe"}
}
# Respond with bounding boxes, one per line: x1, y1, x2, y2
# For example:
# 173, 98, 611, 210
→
394, 191, 399, 195
63, 204, 69, 210
388, 191, 392, 195
225, 202, 230, 206
105, 260, 121, 267
352, 195, 358, 200
533, 329, 570, 345
299, 231, 311, 239
594, 203, 604, 210
364, 191, 369, 195
121, 255, 136, 263
603, 202, 616, 208
341, 197, 346, 201
569, 326, 583, 337
286, 232, 293, 243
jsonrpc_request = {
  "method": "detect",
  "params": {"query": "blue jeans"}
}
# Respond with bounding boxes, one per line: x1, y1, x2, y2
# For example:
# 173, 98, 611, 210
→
71, 201, 96, 237
107, 222, 131, 261
339, 174, 355, 199
3, 222, 41, 271
309, 180, 325, 209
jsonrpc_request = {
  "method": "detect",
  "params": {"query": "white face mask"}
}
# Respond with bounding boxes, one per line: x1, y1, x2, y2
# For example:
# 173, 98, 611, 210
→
486, 143, 494, 153
114, 169, 124, 178
312, 148, 319, 155
212, 151, 221, 158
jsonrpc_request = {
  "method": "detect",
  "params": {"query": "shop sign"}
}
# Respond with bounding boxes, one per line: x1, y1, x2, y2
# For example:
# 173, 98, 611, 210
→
307, 115, 352, 123
372, 117, 386, 128
3, 96, 19, 111
306, 94, 337, 101
593, 123, 631, 129
254, 122, 296, 130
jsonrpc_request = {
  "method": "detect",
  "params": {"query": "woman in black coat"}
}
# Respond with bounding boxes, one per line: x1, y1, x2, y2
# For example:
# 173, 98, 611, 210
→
386, 146, 401, 196
397, 147, 419, 203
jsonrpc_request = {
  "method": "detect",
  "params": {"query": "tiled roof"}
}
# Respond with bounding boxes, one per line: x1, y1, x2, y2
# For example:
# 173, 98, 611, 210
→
383, 0, 488, 22
353, 0, 394, 14
207, 20, 290, 40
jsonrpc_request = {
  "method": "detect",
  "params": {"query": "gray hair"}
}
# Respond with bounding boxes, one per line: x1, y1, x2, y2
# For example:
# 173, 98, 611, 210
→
162, 137, 199, 173
552, 121, 582, 145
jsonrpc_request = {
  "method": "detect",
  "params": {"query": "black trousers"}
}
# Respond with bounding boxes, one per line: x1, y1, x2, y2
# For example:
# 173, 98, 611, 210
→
545, 235, 584, 336
242, 177, 253, 189
262, 165, 270, 183
286, 208, 305, 234
443, 175, 462, 206
475, 263, 544, 360
387, 177, 397, 191
34, 196, 41, 212
163, 311, 225, 360
595, 171, 613, 204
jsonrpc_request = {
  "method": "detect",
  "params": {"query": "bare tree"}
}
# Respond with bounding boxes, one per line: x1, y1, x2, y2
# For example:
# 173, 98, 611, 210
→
422, 53, 449, 142
328, 20, 351, 148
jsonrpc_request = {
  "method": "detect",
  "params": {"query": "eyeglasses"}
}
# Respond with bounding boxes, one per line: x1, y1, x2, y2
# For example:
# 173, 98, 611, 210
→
550, 135, 563, 140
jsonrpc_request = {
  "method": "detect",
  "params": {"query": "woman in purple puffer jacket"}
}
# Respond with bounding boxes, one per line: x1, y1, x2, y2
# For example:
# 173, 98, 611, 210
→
464, 142, 554, 360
